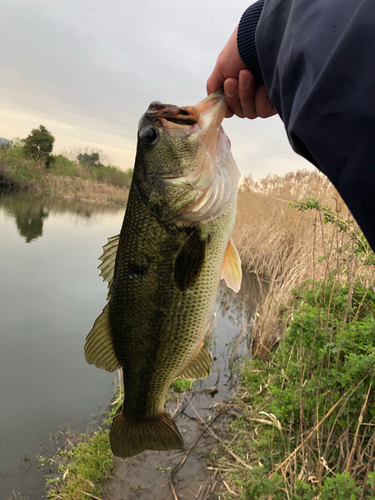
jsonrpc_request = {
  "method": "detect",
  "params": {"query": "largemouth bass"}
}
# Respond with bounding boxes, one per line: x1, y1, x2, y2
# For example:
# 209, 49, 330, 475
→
85, 90, 241, 458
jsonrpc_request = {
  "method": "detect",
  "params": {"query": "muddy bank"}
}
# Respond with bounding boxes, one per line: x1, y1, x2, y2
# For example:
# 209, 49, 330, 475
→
103, 391, 233, 500
0, 391, 230, 500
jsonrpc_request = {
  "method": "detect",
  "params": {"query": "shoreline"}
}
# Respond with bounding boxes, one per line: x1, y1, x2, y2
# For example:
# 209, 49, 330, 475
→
0, 174, 129, 206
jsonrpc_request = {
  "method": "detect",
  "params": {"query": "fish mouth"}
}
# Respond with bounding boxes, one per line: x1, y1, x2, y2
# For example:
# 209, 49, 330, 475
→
144, 91, 238, 223
155, 90, 228, 181
150, 89, 226, 131
194, 90, 228, 160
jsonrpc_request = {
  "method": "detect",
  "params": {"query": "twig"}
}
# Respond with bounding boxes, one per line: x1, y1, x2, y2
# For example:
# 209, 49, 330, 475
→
170, 408, 223, 480
223, 479, 237, 495
345, 378, 373, 473
79, 491, 102, 500
186, 485, 203, 498
187, 399, 253, 471
170, 393, 187, 419
169, 481, 179, 500
273, 392, 346, 474
359, 433, 375, 500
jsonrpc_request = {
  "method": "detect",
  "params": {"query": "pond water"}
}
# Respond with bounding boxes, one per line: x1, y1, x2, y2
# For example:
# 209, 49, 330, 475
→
0, 191, 266, 499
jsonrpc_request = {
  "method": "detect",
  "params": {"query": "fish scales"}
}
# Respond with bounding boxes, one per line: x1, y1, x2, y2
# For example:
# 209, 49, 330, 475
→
110, 184, 237, 419
85, 91, 242, 458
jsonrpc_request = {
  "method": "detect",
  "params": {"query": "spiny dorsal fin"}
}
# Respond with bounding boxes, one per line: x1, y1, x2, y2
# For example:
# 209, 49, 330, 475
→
98, 235, 119, 290
177, 344, 212, 380
84, 303, 121, 372
174, 229, 207, 292
221, 238, 242, 293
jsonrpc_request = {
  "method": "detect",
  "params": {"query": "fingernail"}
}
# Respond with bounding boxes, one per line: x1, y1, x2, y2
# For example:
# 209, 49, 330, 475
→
226, 88, 237, 98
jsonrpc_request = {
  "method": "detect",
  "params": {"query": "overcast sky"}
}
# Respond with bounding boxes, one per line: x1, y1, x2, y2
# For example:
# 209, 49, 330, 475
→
0, 0, 313, 179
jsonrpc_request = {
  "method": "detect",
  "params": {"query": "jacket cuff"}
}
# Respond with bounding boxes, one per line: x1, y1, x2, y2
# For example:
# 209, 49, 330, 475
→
237, 0, 264, 84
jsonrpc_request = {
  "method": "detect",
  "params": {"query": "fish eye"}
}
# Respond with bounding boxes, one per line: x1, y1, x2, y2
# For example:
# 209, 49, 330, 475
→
140, 126, 159, 145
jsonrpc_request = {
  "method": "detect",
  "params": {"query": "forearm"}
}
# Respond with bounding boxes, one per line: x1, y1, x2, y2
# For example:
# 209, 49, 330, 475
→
238, 0, 375, 250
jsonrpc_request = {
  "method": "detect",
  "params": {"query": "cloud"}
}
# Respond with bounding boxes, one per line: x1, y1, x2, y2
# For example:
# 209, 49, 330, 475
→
0, 0, 312, 178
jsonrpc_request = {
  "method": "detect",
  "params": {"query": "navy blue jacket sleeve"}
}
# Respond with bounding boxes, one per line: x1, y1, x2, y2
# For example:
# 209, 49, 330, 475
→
238, 0, 375, 251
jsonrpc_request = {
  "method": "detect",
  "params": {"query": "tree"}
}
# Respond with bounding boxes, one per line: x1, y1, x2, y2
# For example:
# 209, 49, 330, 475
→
23, 125, 55, 166
77, 152, 101, 169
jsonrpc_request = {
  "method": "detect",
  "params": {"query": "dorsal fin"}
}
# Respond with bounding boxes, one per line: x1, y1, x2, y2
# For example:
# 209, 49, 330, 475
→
98, 234, 119, 289
85, 235, 121, 372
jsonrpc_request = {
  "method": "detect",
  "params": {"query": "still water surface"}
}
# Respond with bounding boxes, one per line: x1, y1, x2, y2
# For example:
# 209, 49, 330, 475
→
0, 192, 265, 498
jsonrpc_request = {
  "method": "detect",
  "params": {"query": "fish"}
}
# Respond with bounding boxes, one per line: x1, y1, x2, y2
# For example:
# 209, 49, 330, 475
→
84, 90, 242, 458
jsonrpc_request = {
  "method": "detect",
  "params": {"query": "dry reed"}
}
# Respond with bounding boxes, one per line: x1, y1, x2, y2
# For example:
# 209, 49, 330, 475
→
232, 169, 365, 357
42, 175, 129, 205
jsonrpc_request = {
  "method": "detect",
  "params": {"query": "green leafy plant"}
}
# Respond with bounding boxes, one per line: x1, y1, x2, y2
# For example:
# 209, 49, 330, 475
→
23, 125, 55, 167
170, 378, 194, 393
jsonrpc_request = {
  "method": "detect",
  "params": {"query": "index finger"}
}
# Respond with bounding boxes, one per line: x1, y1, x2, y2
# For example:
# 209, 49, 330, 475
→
207, 63, 225, 96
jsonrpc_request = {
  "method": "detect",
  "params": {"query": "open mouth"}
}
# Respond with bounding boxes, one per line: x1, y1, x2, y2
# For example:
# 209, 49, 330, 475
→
154, 90, 228, 182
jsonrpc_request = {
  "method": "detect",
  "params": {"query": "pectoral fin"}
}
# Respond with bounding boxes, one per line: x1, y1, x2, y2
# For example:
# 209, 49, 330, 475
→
84, 303, 121, 372
221, 238, 242, 293
177, 344, 212, 380
174, 229, 208, 292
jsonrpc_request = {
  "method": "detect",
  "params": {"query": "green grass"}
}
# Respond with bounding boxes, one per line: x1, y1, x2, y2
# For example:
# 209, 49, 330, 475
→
171, 378, 194, 393
207, 275, 375, 499
206, 197, 375, 499
43, 374, 196, 498
45, 429, 113, 500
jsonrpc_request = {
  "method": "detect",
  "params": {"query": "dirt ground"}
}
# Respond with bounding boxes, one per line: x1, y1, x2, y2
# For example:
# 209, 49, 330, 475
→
103, 391, 230, 500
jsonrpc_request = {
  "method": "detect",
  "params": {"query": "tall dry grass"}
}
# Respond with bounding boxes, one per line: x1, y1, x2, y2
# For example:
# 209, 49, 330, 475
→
214, 169, 375, 497
232, 169, 372, 358
43, 175, 129, 205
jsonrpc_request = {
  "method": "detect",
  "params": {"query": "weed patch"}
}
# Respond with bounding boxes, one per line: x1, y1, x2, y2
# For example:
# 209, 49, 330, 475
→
171, 378, 194, 393
45, 429, 113, 500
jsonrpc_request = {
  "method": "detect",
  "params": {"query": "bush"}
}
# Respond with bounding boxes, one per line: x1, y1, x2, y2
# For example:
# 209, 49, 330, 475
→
90, 165, 133, 188
0, 141, 25, 165
50, 154, 80, 177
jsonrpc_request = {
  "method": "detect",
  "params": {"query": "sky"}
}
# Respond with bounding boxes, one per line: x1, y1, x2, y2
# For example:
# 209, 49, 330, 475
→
0, 0, 314, 180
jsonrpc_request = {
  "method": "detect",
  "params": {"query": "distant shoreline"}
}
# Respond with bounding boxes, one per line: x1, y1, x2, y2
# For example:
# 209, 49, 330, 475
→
0, 148, 131, 205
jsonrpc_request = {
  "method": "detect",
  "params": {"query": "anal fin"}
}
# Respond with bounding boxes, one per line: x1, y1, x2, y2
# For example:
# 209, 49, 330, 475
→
84, 303, 121, 372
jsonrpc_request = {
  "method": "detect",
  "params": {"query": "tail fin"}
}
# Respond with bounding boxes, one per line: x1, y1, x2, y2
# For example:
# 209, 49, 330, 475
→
110, 407, 184, 458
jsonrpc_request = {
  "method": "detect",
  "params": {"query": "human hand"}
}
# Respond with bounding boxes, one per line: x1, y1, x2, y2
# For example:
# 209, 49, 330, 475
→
206, 26, 277, 119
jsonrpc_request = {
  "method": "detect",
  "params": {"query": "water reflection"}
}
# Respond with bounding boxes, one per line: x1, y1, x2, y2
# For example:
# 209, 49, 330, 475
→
215, 272, 269, 359
0, 191, 125, 487
216, 271, 268, 328
14, 205, 49, 242
0, 191, 125, 243
0, 191, 267, 500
